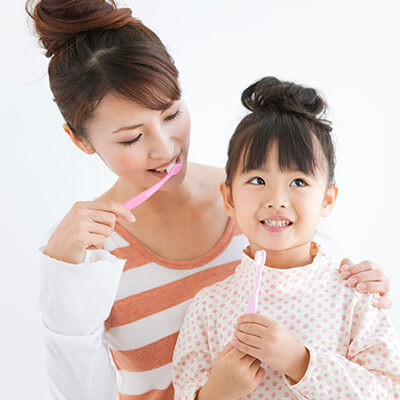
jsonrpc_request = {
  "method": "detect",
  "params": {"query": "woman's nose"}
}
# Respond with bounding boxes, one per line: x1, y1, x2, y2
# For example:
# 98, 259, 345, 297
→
148, 126, 174, 160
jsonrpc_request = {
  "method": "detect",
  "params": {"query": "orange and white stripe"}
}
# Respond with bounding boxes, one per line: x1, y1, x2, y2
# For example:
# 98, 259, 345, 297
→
104, 218, 247, 399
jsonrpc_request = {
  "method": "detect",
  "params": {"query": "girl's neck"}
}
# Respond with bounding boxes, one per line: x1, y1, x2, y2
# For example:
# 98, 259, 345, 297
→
249, 241, 316, 269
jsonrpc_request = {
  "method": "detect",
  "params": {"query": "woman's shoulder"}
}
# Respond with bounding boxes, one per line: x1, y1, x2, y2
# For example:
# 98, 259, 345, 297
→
189, 162, 226, 183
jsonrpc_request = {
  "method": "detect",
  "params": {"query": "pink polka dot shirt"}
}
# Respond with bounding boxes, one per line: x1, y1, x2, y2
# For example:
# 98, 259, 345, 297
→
172, 245, 400, 399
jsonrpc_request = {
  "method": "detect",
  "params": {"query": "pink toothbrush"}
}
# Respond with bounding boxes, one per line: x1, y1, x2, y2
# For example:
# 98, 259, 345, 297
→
123, 163, 182, 210
246, 250, 266, 313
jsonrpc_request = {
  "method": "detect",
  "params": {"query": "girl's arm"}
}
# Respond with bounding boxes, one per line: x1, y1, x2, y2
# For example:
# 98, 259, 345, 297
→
172, 291, 264, 400
339, 258, 392, 309
40, 247, 125, 400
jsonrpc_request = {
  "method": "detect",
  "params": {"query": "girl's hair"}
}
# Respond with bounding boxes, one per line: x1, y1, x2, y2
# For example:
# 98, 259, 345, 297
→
225, 77, 335, 187
26, 0, 181, 138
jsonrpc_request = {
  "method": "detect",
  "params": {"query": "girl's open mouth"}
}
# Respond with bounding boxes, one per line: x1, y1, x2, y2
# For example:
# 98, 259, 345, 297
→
260, 218, 293, 232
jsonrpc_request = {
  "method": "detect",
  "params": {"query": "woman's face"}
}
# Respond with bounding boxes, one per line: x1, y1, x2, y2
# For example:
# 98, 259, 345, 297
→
81, 93, 191, 191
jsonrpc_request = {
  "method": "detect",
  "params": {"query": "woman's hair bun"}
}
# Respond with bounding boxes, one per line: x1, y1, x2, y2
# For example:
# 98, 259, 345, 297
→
241, 76, 326, 119
26, 0, 137, 58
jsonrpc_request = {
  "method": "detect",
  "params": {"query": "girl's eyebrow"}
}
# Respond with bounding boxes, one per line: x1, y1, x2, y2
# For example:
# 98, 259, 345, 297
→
112, 123, 144, 134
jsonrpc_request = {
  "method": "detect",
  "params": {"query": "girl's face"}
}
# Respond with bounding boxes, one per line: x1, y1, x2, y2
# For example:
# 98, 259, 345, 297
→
221, 141, 337, 265
66, 93, 191, 191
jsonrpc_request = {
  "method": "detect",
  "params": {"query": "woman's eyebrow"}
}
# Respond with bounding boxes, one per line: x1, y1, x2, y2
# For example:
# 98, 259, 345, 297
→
112, 123, 144, 134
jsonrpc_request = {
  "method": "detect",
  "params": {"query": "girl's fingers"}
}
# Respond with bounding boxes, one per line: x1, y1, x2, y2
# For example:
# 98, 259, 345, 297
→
234, 329, 261, 349
249, 358, 262, 374
235, 323, 263, 337
255, 366, 266, 382
218, 341, 235, 358
232, 337, 259, 359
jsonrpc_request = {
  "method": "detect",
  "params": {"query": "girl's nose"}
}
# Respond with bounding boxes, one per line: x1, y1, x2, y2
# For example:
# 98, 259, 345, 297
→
264, 189, 289, 209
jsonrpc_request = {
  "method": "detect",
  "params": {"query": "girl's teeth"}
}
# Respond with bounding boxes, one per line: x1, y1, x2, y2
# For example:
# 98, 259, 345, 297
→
263, 220, 291, 227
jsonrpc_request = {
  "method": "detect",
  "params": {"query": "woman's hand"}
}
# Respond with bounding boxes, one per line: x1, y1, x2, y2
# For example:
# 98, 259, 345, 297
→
44, 200, 135, 264
197, 342, 265, 400
339, 258, 392, 309
232, 314, 309, 384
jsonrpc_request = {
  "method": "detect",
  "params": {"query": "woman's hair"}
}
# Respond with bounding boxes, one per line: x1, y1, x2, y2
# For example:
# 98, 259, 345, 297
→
225, 77, 335, 187
26, 0, 181, 138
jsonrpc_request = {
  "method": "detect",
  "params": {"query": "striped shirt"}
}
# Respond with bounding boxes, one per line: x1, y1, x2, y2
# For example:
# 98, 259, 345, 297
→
40, 218, 248, 400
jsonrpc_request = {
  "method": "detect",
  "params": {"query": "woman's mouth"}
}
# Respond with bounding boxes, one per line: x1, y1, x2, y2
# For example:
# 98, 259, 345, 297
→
147, 154, 181, 177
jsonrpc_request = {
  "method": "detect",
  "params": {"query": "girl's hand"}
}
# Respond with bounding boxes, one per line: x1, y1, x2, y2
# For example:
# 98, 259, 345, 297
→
44, 200, 135, 264
232, 314, 309, 384
339, 258, 392, 309
197, 342, 265, 400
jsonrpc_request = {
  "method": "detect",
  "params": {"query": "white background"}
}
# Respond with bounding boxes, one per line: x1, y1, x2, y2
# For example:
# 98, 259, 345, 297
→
1, 0, 399, 398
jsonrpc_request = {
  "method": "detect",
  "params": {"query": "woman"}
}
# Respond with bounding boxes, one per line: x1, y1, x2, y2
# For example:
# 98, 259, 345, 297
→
26, 1, 392, 399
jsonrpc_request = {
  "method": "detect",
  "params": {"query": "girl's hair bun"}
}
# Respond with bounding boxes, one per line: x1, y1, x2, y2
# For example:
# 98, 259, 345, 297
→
26, 0, 137, 58
241, 76, 326, 119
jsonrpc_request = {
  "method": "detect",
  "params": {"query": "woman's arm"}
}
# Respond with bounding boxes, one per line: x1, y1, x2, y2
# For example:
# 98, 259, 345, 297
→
339, 258, 392, 309
40, 248, 125, 400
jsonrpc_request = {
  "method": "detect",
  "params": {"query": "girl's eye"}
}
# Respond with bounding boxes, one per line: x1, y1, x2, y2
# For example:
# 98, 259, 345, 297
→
290, 178, 307, 187
165, 109, 181, 121
120, 133, 143, 146
249, 177, 265, 185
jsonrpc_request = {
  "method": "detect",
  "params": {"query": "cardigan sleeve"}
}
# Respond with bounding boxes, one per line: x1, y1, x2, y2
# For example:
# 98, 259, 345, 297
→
284, 293, 400, 399
40, 247, 126, 400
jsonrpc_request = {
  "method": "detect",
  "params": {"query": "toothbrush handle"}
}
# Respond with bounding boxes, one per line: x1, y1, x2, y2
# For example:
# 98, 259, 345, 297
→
123, 174, 170, 210
246, 295, 257, 313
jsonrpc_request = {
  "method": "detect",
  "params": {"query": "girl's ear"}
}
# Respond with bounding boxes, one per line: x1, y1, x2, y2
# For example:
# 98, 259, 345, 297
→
63, 124, 95, 154
321, 185, 338, 217
219, 182, 236, 218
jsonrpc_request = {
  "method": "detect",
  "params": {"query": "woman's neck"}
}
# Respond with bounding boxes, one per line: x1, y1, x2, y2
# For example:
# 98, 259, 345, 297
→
109, 162, 205, 217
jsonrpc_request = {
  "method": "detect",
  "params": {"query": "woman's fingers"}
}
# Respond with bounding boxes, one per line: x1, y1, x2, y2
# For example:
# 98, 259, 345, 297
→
86, 232, 107, 249
372, 294, 393, 310
355, 280, 389, 294
340, 260, 379, 277
86, 200, 136, 223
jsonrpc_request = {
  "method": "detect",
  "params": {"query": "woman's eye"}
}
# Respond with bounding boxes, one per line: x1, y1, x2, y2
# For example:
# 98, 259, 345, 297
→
165, 109, 181, 121
290, 178, 307, 187
249, 177, 265, 185
120, 133, 143, 146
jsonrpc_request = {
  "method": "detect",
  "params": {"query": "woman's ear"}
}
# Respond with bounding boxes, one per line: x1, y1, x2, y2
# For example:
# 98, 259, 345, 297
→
321, 185, 338, 217
63, 124, 95, 154
219, 182, 236, 218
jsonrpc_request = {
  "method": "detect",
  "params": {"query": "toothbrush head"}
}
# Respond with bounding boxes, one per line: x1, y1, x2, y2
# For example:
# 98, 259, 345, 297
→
168, 163, 182, 176
255, 250, 266, 267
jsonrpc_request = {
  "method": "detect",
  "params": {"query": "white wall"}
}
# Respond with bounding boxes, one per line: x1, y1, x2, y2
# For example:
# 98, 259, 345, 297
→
1, 0, 399, 398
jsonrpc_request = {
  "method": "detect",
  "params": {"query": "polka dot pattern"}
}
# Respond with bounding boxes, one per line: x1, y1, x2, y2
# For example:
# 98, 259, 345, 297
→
172, 245, 400, 399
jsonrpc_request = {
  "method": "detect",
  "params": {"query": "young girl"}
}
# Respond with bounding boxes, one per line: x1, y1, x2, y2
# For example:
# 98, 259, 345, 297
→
26, 1, 393, 399
172, 77, 400, 399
